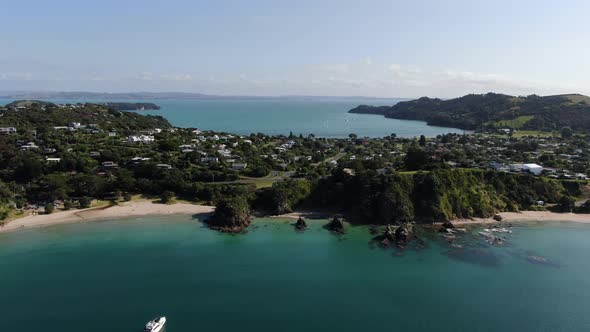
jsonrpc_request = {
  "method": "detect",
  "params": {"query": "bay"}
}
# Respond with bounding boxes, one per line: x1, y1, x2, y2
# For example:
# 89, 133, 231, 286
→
0, 98, 464, 138
0, 217, 589, 331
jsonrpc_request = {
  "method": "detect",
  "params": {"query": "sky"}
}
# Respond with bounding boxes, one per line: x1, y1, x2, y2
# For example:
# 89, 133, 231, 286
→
1, 0, 589, 98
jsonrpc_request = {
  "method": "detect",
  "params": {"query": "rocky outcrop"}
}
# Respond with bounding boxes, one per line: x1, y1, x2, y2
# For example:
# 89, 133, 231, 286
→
373, 223, 415, 246
493, 214, 503, 221
324, 216, 345, 234
207, 196, 251, 233
295, 217, 307, 231
394, 223, 413, 243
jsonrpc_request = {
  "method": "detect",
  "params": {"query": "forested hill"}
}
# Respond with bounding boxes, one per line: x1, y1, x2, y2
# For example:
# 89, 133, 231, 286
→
0, 101, 170, 131
349, 93, 590, 132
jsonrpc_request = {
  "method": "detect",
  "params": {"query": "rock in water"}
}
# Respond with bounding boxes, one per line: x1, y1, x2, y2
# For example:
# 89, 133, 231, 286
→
325, 216, 345, 234
295, 217, 307, 231
439, 220, 456, 233
394, 223, 413, 243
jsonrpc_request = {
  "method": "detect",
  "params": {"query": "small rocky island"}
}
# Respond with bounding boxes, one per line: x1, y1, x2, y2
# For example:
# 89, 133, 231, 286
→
207, 196, 251, 233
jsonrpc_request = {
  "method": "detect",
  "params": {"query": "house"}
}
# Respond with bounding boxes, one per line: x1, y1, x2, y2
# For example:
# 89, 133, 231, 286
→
43, 148, 57, 154
128, 135, 155, 143
509, 163, 525, 172
0, 127, 17, 135
201, 156, 219, 164
108, 132, 117, 137
46, 157, 61, 163
130, 157, 151, 165
101, 161, 118, 169
523, 163, 543, 176
89, 151, 101, 157
156, 163, 173, 170
20, 142, 39, 150
231, 163, 248, 171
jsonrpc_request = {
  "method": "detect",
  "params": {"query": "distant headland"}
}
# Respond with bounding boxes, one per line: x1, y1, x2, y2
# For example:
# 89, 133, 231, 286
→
349, 93, 590, 133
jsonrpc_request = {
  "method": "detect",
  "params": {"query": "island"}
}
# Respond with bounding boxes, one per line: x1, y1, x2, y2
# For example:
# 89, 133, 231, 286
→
0, 97, 589, 234
350, 93, 590, 133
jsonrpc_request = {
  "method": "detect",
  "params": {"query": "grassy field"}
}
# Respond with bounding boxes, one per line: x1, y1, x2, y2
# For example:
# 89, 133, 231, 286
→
492, 115, 534, 129
511, 130, 560, 138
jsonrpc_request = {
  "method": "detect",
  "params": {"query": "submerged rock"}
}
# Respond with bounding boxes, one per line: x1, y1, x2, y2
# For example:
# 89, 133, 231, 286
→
324, 216, 345, 234
295, 217, 307, 231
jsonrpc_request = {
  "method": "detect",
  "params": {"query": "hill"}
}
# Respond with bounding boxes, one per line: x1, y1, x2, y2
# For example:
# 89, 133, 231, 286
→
349, 93, 590, 132
0, 101, 170, 132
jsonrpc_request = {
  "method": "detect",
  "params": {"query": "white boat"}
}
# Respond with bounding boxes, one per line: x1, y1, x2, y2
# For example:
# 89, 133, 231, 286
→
144, 316, 166, 332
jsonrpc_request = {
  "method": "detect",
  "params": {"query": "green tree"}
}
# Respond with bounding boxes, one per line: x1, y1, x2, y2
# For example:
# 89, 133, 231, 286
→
160, 190, 175, 204
63, 200, 74, 210
404, 146, 430, 170
44, 203, 55, 214
561, 127, 573, 138
557, 195, 575, 212
419, 135, 426, 146
79, 196, 91, 209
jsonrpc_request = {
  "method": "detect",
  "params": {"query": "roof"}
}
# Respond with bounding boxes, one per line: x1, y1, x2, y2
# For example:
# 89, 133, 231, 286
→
523, 163, 543, 168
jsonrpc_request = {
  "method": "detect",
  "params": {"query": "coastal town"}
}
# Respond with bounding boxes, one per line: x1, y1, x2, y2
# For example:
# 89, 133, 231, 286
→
0, 101, 588, 228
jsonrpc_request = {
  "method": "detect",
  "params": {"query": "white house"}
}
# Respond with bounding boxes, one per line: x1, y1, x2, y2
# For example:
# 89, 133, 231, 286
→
128, 135, 155, 143
0, 127, 17, 135
523, 163, 544, 176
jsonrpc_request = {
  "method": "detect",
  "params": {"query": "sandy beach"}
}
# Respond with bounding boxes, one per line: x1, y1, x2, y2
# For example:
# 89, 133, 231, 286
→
452, 211, 590, 225
0, 201, 214, 233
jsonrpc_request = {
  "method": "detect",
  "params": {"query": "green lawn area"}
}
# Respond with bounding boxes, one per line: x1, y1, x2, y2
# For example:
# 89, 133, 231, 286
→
512, 130, 560, 138
492, 115, 534, 129
237, 176, 279, 188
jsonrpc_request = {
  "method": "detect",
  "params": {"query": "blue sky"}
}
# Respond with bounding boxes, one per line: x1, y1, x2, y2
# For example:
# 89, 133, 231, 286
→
1, 0, 589, 97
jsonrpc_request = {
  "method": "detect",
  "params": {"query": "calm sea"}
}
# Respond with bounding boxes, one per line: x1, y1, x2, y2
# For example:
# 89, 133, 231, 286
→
0, 217, 589, 331
0, 98, 464, 138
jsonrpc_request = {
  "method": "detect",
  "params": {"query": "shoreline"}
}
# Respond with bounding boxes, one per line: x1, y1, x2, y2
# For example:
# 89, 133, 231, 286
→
0, 201, 214, 234
2, 205, 590, 234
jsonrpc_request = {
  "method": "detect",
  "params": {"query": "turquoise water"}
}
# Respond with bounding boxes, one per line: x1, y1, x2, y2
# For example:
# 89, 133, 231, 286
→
1, 217, 589, 331
0, 98, 464, 138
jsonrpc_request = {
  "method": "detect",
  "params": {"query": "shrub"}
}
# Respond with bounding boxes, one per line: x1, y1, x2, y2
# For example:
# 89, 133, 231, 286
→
44, 203, 55, 214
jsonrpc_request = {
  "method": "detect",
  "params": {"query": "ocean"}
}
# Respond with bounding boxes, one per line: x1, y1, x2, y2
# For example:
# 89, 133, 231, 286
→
1, 217, 589, 331
0, 98, 464, 138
